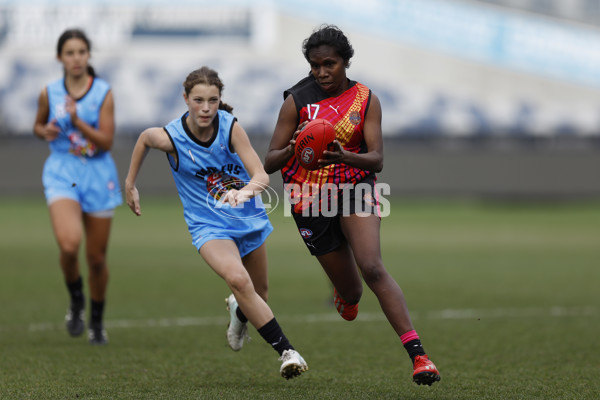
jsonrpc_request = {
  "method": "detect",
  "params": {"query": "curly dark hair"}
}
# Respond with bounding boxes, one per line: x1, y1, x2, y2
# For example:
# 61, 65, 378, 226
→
302, 24, 354, 67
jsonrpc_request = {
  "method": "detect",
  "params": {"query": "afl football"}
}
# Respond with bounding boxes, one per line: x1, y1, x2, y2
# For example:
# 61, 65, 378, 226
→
294, 119, 336, 171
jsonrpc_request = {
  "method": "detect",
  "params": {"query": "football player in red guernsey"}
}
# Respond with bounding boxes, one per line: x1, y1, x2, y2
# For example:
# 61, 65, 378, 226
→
264, 24, 440, 386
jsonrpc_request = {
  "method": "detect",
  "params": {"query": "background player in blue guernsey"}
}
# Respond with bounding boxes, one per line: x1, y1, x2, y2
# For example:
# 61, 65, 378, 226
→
264, 24, 440, 385
124, 66, 308, 379
33, 28, 122, 345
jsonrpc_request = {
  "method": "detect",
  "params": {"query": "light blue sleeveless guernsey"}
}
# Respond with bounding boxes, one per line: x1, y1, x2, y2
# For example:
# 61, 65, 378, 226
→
164, 110, 272, 250
42, 76, 121, 212
46, 77, 110, 156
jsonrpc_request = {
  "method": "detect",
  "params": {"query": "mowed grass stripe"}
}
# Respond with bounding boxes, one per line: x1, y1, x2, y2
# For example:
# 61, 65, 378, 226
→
16, 305, 598, 333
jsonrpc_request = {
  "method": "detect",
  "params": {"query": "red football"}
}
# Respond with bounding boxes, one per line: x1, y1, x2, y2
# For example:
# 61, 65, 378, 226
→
294, 119, 336, 171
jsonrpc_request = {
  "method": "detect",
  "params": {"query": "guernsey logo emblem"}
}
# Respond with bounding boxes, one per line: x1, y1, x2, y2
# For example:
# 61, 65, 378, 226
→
299, 228, 313, 239
206, 172, 244, 201
349, 111, 361, 126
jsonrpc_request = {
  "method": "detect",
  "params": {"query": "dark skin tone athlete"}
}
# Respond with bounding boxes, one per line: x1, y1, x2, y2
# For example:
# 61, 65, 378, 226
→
264, 44, 416, 338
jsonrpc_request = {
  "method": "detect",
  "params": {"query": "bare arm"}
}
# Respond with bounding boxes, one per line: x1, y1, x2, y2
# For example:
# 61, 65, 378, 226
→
124, 127, 175, 216
222, 122, 270, 207
263, 96, 300, 174
68, 90, 116, 151
33, 88, 61, 141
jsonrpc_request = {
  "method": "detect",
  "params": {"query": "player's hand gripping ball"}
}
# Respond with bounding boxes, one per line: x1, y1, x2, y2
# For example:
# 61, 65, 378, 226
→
294, 119, 336, 171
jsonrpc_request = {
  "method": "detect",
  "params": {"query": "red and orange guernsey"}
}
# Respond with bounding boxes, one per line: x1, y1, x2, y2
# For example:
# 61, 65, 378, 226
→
282, 82, 373, 213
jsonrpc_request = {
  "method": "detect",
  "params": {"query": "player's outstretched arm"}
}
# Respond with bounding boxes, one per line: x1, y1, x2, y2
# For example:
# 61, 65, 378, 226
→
125, 127, 174, 216
222, 122, 269, 207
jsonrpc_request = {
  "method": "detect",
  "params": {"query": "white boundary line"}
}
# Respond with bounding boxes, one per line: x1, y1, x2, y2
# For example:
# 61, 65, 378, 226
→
18, 305, 597, 333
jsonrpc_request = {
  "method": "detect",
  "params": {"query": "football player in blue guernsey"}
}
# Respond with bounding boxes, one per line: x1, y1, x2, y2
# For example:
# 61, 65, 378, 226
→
33, 29, 121, 345
124, 66, 308, 379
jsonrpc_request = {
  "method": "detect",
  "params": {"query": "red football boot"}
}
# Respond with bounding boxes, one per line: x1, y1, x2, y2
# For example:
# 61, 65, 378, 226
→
333, 289, 358, 321
412, 355, 441, 386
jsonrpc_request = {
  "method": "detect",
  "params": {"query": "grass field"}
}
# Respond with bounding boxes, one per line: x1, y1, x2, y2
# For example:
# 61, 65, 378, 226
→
1, 196, 599, 399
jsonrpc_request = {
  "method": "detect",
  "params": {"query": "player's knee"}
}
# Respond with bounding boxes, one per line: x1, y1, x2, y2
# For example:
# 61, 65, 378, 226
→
86, 253, 106, 274
60, 247, 79, 262
59, 242, 79, 261
360, 261, 386, 286
226, 271, 253, 294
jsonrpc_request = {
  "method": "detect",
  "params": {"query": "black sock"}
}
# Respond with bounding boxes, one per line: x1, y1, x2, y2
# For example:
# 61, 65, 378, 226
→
236, 306, 248, 323
257, 318, 294, 356
66, 277, 84, 305
404, 339, 426, 363
90, 300, 105, 326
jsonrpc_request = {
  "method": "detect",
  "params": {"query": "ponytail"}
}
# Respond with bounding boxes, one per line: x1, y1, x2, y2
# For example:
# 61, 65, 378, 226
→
219, 100, 233, 113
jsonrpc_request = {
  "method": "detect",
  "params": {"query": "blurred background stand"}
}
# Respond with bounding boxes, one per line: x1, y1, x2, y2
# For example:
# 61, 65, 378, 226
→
1, 0, 599, 199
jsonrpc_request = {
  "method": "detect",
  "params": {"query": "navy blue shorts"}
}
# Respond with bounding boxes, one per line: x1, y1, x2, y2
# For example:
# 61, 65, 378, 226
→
291, 175, 380, 256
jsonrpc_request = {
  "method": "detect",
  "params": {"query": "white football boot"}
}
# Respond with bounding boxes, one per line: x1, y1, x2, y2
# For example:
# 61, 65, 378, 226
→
225, 294, 249, 351
279, 349, 308, 379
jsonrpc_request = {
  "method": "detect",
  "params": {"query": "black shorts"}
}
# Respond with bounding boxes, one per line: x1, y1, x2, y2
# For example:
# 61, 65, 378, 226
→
291, 175, 380, 256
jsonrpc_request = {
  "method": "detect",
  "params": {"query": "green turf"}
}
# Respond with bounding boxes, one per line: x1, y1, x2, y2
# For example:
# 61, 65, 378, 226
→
1, 197, 599, 399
